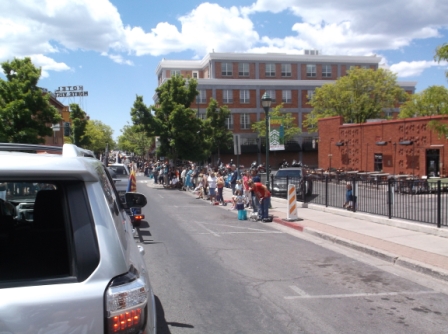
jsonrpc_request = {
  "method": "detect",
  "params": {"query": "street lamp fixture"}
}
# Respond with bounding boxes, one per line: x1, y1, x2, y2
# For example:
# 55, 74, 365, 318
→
335, 141, 344, 147
261, 92, 272, 190
376, 141, 387, 146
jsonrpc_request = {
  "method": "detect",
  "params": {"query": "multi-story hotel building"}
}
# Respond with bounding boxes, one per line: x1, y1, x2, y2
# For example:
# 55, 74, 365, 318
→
154, 51, 416, 167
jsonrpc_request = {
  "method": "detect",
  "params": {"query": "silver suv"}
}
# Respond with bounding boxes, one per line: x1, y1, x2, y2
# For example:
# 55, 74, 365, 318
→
0, 143, 156, 334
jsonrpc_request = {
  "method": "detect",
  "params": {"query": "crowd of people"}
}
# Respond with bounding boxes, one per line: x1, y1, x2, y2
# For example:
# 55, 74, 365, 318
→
107, 153, 272, 222
145, 161, 272, 221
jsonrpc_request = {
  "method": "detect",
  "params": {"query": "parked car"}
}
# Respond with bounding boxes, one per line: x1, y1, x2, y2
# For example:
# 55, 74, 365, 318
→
271, 167, 312, 198
0, 143, 156, 334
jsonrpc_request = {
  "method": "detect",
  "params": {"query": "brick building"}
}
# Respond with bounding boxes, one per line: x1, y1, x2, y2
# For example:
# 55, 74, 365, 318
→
318, 115, 448, 177
155, 52, 416, 168
43, 93, 69, 147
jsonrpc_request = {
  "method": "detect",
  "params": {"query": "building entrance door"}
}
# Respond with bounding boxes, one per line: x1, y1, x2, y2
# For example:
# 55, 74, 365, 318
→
426, 149, 440, 177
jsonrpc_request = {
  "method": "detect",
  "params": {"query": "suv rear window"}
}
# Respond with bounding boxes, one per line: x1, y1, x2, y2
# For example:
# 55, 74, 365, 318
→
275, 169, 302, 178
110, 166, 128, 176
0, 180, 99, 286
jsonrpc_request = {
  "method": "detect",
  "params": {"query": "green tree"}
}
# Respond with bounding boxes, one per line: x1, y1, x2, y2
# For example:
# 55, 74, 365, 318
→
83, 120, 116, 156
0, 57, 62, 143
251, 103, 301, 141
203, 98, 233, 159
435, 43, 448, 80
65, 103, 90, 147
117, 124, 153, 157
131, 76, 208, 162
398, 86, 448, 118
304, 67, 408, 131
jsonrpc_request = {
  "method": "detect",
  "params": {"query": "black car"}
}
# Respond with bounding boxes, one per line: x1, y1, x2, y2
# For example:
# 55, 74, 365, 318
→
271, 167, 312, 198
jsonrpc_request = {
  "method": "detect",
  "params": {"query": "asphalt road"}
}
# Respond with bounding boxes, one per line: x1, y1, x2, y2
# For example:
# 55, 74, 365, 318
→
134, 177, 448, 334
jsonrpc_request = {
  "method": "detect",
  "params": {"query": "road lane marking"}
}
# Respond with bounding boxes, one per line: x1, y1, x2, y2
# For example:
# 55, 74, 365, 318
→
284, 290, 437, 300
289, 285, 309, 297
195, 231, 283, 235
195, 222, 220, 237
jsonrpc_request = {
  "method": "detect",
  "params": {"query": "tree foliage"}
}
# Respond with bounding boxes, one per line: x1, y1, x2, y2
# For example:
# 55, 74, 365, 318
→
131, 75, 208, 162
66, 103, 90, 147
0, 57, 62, 143
398, 86, 448, 118
304, 67, 408, 131
117, 124, 153, 157
83, 120, 116, 155
435, 43, 448, 80
399, 85, 448, 138
203, 98, 233, 157
251, 103, 301, 141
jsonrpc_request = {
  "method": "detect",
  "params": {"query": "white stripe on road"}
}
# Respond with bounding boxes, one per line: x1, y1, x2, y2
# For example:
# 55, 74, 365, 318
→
289, 285, 309, 297
195, 231, 283, 235
195, 222, 220, 237
284, 290, 437, 300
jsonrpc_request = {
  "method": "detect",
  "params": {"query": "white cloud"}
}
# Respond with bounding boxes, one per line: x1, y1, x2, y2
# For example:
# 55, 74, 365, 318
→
388, 60, 447, 78
1, 0, 448, 79
0, 0, 125, 73
29, 54, 70, 78
241, 0, 447, 55
124, 3, 259, 56
101, 52, 134, 66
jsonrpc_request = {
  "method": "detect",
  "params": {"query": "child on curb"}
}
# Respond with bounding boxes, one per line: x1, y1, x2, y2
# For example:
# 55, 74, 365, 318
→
234, 189, 246, 219
231, 189, 244, 210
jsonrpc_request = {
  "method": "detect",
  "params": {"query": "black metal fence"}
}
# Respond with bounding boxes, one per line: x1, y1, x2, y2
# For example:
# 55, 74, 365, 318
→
273, 175, 448, 227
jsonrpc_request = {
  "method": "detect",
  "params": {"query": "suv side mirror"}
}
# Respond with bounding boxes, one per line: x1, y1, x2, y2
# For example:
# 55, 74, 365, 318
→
124, 192, 147, 208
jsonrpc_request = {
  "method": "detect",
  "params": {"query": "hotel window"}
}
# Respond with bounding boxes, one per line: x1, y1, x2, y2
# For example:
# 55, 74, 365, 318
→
238, 63, 249, 76
226, 115, 234, 130
223, 90, 233, 104
265, 63, 275, 77
264, 90, 276, 102
306, 64, 316, 77
307, 90, 315, 102
221, 62, 233, 76
197, 113, 206, 120
281, 64, 292, 77
282, 90, 292, 103
171, 70, 180, 77
240, 113, 251, 129
322, 65, 332, 78
192, 71, 199, 78
239, 90, 250, 103
196, 90, 206, 104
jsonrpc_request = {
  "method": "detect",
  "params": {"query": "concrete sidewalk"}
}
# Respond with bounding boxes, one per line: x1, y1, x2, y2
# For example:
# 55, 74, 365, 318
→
144, 178, 448, 283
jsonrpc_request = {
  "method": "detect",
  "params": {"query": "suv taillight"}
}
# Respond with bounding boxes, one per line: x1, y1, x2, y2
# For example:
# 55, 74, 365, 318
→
105, 266, 148, 334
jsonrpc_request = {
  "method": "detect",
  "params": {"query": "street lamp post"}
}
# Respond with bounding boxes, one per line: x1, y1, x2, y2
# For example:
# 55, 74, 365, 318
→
261, 92, 272, 190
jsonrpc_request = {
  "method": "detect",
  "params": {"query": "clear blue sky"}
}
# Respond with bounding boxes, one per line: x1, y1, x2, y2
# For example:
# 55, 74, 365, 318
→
1, 0, 447, 140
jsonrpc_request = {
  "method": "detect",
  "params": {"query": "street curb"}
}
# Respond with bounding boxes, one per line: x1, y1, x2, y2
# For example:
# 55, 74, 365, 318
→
299, 227, 448, 283
273, 218, 304, 232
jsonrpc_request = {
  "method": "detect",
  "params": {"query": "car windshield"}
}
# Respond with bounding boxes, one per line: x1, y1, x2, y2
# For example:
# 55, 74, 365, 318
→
275, 169, 302, 178
109, 165, 128, 176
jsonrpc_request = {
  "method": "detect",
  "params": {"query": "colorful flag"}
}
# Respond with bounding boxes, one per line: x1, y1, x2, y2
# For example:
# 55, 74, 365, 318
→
127, 169, 137, 192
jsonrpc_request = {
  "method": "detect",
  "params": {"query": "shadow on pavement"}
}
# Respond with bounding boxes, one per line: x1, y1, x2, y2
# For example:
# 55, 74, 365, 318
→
155, 295, 194, 334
